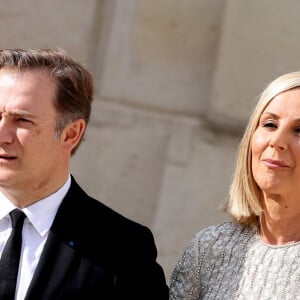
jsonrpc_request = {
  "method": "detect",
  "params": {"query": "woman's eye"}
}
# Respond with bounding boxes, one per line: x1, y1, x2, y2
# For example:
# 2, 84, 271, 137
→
262, 121, 277, 128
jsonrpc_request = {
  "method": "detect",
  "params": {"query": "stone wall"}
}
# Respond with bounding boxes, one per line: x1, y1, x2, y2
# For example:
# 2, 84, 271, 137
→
1, 0, 299, 280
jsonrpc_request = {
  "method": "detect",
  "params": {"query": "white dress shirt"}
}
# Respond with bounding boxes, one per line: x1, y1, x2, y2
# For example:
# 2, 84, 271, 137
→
0, 175, 71, 300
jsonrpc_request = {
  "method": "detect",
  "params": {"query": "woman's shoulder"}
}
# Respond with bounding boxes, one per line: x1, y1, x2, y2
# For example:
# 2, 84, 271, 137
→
192, 221, 256, 249
169, 222, 256, 299
196, 221, 244, 236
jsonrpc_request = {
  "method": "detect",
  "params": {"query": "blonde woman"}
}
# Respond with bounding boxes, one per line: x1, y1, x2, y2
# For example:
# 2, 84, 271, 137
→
170, 71, 300, 299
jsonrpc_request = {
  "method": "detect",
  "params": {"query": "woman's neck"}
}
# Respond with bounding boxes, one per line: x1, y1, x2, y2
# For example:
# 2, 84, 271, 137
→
260, 194, 300, 245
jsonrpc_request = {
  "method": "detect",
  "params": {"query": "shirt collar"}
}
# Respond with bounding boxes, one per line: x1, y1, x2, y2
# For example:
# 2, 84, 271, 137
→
0, 175, 71, 237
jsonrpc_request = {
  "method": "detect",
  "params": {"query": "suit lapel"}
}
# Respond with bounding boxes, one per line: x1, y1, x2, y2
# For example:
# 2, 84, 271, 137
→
25, 177, 112, 299
25, 177, 85, 300
24, 230, 78, 300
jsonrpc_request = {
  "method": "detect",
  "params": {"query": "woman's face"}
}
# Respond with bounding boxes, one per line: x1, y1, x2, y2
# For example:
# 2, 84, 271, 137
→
251, 88, 300, 195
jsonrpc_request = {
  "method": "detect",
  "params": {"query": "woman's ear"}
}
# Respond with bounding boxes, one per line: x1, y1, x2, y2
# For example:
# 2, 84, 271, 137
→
60, 119, 86, 153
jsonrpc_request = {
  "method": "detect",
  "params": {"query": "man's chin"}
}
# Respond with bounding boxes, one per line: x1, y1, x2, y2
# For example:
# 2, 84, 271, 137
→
0, 174, 19, 187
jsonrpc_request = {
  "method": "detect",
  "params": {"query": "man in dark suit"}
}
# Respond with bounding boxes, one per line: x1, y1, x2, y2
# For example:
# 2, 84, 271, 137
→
0, 48, 169, 299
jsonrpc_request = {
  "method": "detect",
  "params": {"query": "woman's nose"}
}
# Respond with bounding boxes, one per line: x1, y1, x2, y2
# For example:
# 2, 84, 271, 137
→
269, 129, 288, 151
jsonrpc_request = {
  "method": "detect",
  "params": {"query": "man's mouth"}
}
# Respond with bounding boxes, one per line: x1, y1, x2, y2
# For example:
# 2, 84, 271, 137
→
0, 155, 17, 160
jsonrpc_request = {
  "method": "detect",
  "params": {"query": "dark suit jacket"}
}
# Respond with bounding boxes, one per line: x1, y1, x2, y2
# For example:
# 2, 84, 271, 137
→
24, 176, 169, 299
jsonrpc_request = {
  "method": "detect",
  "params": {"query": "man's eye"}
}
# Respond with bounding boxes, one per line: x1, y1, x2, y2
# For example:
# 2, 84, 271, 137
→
17, 118, 31, 123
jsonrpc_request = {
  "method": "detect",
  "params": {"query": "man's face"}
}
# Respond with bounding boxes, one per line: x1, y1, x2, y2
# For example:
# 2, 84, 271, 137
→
0, 69, 67, 197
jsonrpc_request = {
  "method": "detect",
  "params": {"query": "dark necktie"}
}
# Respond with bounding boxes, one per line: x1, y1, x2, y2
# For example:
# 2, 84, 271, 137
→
0, 209, 26, 300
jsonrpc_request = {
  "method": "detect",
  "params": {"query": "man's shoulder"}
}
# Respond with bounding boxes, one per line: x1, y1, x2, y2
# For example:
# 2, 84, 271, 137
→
66, 176, 152, 237
53, 177, 160, 276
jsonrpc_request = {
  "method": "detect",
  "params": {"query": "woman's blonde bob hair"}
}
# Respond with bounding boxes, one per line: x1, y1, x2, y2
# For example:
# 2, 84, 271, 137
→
224, 71, 300, 225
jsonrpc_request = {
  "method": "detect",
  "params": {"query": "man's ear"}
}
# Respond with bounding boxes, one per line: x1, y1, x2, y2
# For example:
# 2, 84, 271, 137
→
60, 119, 86, 153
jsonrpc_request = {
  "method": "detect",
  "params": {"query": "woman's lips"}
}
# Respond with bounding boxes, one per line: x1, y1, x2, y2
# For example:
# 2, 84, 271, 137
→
262, 158, 289, 168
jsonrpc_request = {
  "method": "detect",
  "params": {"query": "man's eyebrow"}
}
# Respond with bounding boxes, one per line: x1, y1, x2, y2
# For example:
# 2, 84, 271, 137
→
9, 109, 36, 118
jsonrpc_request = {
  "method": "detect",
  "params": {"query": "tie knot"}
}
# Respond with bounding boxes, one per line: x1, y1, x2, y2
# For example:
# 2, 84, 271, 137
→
9, 209, 26, 228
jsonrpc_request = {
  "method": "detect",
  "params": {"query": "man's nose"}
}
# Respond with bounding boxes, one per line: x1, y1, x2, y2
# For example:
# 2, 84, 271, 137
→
0, 119, 14, 144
